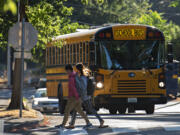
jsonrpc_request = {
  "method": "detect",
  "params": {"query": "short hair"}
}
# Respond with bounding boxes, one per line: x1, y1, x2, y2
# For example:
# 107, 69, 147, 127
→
65, 64, 73, 71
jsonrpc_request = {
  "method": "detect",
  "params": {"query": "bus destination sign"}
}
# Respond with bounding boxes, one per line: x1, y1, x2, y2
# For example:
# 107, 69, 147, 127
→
113, 26, 146, 40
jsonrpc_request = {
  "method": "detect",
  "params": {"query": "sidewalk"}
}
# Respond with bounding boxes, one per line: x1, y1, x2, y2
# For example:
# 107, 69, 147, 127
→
0, 98, 44, 135
155, 97, 180, 110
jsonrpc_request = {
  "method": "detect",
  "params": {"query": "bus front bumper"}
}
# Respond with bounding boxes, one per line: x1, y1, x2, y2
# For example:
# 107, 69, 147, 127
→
94, 95, 167, 106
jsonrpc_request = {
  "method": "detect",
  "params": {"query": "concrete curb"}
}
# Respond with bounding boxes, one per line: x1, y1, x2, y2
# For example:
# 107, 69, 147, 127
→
156, 100, 180, 110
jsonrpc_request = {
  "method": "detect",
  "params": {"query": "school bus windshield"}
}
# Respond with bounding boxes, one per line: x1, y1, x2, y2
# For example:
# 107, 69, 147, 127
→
97, 40, 164, 70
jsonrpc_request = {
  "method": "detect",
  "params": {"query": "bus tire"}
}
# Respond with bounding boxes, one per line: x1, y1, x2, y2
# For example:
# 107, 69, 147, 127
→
57, 83, 66, 114
128, 106, 135, 113
109, 108, 117, 114
118, 106, 126, 114
145, 104, 154, 114
94, 106, 100, 111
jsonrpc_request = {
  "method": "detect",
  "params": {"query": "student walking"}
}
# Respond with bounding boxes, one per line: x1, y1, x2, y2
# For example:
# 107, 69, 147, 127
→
66, 63, 106, 129
55, 64, 92, 129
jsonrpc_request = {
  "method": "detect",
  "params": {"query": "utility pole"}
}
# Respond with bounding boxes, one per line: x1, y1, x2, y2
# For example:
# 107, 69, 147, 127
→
8, 1, 37, 117
7, 42, 11, 87
7, 0, 26, 116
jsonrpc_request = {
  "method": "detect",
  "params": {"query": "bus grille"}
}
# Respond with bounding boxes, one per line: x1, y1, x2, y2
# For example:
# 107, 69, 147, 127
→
117, 80, 146, 93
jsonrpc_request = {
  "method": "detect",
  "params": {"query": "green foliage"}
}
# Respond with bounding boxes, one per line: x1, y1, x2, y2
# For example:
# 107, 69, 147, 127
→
65, 0, 150, 25
0, 13, 16, 48
0, 0, 17, 14
137, 10, 180, 42
26, 0, 83, 64
137, 10, 180, 60
170, 0, 180, 7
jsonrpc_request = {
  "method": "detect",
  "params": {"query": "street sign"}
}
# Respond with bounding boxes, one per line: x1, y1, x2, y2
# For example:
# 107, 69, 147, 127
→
14, 51, 32, 59
8, 22, 38, 50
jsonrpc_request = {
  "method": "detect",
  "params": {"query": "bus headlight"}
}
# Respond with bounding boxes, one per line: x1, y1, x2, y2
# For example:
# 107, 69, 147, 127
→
159, 82, 165, 88
96, 82, 103, 89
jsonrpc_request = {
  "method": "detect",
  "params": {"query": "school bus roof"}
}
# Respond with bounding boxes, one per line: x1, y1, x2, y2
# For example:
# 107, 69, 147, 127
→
52, 28, 99, 41
48, 24, 163, 46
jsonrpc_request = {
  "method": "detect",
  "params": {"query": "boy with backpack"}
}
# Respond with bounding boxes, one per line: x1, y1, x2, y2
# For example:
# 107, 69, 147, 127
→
66, 63, 106, 129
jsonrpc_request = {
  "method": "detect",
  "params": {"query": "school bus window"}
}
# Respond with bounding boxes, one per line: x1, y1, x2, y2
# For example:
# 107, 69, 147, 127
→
63, 45, 66, 64
49, 47, 51, 65
86, 43, 89, 63
61, 47, 63, 65
77, 44, 79, 63
80, 43, 82, 62
57, 46, 59, 65
83, 42, 86, 63
70, 45, 72, 64
58, 47, 61, 65
71, 45, 74, 64
53, 47, 56, 65
46, 48, 48, 66
67, 45, 70, 64
73, 44, 76, 64
51, 47, 53, 65
55, 46, 58, 65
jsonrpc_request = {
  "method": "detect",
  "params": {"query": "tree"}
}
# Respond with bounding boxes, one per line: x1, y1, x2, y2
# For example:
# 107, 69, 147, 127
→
26, 0, 83, 64
137, 10, 180, 59
6, 0, 85, 110
0, 0, 17, 14
170, 0, 180, 7
64, 0, 150, 25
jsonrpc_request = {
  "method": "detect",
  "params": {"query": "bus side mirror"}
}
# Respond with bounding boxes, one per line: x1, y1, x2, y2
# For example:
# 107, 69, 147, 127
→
167, 54, 173, 63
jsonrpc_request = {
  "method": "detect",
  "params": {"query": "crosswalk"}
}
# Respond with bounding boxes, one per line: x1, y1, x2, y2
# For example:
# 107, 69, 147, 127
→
54, 101, 180, 135
58, 102, 180, 135
58, 124, 180, 135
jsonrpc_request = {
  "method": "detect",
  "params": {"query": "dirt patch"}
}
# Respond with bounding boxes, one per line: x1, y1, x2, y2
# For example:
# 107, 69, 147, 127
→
0, 108, 37, 118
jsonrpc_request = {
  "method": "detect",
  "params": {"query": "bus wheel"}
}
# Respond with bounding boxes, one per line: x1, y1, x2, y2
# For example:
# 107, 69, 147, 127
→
57, 83, 66, 114
145, 104, 154, 114
128, 106, 135, 113
109, 108, 117, 114
118, 106, 126, 114
95, 106, 100, 111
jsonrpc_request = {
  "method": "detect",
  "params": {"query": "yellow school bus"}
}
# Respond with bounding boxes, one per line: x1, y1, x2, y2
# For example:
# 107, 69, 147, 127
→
46, 24, 167, 114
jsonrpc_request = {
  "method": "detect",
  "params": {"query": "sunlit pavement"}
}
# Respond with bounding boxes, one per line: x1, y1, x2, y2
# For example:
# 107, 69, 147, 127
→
1, 88, 180, 135
26, 101, 180, 135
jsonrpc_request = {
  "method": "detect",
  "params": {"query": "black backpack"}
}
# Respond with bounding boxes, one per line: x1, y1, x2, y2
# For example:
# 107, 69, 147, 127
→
87, 76, 95, 96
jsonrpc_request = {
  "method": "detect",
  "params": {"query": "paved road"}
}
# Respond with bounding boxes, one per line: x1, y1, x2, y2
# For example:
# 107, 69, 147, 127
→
24, 101, 180, 135
1, 88, 180, 135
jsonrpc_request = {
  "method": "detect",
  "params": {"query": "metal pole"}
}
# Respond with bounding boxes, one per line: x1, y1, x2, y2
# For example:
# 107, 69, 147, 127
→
19, 18, 25, 117
18, 0, 20, 22
7, 43, 11, 87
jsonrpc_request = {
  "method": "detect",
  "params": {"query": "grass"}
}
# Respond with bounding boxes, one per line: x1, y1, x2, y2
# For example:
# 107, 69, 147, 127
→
0, 108, 37, 118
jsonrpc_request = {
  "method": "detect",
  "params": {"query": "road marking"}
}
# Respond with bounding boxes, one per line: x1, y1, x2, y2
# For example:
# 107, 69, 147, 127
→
103, 120, 139, 134
59, 127, 88, 135
163, 125, 180, 131
111, 127, 139, 134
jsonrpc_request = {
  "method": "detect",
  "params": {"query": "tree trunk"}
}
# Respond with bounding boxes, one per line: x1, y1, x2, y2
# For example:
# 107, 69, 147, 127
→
7, 58, 25, 110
